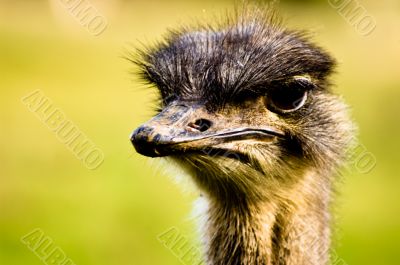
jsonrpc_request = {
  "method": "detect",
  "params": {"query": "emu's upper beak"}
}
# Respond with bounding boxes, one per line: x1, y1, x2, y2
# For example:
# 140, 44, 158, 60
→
130, 102, 284, 157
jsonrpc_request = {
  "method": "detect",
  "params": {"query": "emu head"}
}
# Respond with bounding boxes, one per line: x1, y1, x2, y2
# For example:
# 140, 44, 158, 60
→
130, 10, 353, 204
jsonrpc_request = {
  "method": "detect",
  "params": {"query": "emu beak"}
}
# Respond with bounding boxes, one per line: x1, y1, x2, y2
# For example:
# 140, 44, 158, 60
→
130, 103, 284, 157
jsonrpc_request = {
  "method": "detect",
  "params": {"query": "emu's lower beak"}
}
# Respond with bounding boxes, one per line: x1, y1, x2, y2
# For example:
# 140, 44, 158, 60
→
130, 103, 284, 157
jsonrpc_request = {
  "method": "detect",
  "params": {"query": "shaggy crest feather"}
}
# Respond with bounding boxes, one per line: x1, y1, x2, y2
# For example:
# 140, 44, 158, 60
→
133, 6, 334, 110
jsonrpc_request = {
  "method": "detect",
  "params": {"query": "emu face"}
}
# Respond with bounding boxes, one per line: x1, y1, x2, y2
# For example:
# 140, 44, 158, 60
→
130, 17, 353, 201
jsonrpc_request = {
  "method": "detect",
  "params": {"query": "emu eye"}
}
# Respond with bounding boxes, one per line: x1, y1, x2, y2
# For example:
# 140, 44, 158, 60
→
266, 77, 313, 113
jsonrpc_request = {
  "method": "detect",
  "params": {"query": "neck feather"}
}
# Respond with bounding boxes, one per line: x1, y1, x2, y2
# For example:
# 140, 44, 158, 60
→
195, 170, 332, 265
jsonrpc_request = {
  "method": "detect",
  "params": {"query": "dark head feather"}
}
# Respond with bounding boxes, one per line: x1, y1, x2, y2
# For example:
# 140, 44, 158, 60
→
134, 7, 335, 110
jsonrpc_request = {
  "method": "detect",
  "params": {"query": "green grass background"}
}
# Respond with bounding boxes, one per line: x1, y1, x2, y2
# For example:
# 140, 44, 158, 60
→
1, 0, 399, 264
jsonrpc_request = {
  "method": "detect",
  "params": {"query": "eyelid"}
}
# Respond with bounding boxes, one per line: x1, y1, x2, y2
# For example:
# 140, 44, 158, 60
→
293, 74, 312, 82
291, 75, 316, 89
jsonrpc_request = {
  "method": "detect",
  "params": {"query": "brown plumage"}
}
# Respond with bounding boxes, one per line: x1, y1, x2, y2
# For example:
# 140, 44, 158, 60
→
129, 5, 354, 265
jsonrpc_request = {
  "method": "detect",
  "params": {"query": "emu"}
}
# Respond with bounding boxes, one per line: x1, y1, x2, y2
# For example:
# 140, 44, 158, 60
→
130, 7, 353, 265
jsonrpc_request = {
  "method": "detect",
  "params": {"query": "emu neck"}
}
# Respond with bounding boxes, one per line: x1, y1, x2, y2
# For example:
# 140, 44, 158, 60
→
199, 171, 332, 265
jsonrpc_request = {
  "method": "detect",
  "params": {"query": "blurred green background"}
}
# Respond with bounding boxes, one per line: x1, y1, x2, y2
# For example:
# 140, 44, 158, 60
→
1, 0, 399, 264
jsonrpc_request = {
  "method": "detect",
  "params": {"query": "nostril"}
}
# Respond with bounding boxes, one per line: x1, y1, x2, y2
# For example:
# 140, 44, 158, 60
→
188, 119, 212, 132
